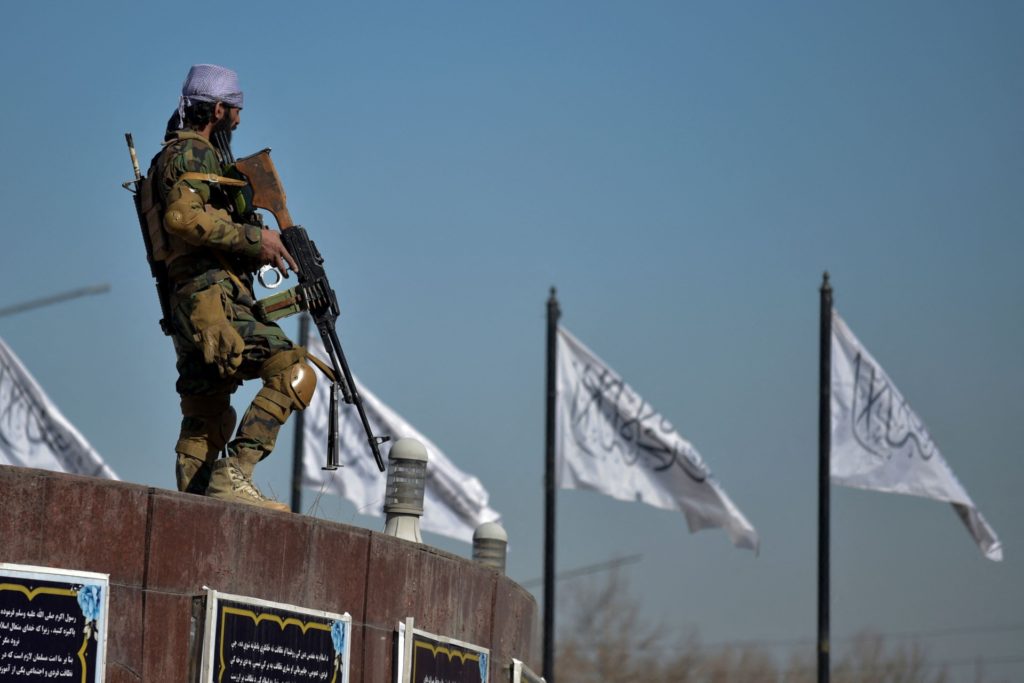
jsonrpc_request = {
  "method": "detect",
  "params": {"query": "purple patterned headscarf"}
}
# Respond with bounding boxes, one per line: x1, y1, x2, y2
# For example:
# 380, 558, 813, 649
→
177, 64, 244, 127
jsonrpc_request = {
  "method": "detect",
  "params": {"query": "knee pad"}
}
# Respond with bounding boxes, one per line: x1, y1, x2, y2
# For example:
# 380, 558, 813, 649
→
177, 395, 236, 458
252, 360, 317, 424
286, 362, 317, 409
258, 348, 306, 380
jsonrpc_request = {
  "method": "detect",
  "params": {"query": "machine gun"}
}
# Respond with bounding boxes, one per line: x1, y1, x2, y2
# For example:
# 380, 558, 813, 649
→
231, 146, 389, 473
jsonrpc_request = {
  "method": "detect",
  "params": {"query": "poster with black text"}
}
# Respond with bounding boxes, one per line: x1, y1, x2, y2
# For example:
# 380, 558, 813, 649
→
200, 589, 351, 683
408, 627, 489, 683
0, 563, 109, 682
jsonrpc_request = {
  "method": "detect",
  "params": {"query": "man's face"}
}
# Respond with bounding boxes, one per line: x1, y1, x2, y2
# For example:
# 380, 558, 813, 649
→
225, 105, 241, 129
211, 103, 241, 145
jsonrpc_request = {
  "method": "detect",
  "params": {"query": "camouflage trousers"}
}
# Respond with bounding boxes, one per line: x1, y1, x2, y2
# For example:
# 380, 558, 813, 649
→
169, 276, 307, 493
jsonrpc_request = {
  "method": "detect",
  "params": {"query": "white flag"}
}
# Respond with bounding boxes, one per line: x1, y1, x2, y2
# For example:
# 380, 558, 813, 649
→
831, 311, 1002, 561
0, 337, 118, 479
302, 335, 500, 544
555, 327, 759, 552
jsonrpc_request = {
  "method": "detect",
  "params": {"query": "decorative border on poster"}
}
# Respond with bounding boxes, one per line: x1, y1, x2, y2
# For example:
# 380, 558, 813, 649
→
395, 618, 490, 683
198, 588, 351, 683
0, 562, 110, 683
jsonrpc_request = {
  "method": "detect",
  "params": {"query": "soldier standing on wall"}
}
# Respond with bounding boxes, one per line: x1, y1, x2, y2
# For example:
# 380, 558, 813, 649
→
144, 64, 317, 512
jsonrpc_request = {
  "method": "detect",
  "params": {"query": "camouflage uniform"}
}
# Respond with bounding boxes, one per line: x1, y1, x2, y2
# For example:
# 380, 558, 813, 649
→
151, 131, 314, 509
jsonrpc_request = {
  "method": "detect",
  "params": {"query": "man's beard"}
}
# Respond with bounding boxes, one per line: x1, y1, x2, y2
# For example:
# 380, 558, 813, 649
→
212, 115, 234, 163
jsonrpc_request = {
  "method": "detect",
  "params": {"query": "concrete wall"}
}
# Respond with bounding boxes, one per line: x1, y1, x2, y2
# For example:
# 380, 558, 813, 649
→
0, 465, 539, 682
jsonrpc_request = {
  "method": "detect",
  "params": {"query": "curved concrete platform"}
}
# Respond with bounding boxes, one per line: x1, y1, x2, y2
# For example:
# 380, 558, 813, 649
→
0, 465, 539, 682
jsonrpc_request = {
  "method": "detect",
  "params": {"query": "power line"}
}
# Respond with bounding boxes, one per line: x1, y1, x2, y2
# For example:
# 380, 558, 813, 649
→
0, 284, 111, 319
775, 654, 1024, 676
671, 655, 1024, 683
856, 621, 1024, 643
518, 554, 644, 589
636, 622, 1024, 656
525, 556, 1024, 659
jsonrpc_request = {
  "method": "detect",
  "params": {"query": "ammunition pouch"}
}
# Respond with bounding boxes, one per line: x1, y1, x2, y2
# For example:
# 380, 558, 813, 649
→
254, 287, 303, 322
189, 286, 244, 378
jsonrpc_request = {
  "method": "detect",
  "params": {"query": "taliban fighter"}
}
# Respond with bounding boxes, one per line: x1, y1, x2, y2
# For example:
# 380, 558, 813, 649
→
150, 64, 315, 511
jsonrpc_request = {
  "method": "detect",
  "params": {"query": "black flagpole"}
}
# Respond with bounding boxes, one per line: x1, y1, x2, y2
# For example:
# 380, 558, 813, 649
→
544, 287, 560, 683
818, 272, 832, 683
291, 313, 311, 513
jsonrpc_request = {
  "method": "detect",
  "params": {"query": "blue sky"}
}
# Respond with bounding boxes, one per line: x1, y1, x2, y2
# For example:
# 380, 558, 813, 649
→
1, 2, 1022, 679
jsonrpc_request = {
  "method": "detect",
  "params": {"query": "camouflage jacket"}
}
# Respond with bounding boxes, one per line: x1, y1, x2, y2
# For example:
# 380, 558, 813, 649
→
154, 131, 262, 283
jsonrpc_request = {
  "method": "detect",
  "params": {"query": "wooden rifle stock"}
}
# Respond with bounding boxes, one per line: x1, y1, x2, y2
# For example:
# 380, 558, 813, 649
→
233, 149, 295, 230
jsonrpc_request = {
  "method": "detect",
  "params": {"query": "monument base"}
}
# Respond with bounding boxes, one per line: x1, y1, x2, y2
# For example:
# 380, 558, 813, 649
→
0, 465, 539, 682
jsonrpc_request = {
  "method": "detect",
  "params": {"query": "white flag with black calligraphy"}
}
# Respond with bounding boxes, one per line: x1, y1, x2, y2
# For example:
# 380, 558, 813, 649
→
831, 311, 1002, 561
302, 335, 500, 544
0, 337, 118, 479
555, 327, 759, 552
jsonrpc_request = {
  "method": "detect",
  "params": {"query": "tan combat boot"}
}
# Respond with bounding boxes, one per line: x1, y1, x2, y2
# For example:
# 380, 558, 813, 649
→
205, 457, 290, 512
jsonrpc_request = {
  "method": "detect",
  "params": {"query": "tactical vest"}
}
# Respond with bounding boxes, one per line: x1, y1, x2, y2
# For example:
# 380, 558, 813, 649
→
139, 132, 248, 270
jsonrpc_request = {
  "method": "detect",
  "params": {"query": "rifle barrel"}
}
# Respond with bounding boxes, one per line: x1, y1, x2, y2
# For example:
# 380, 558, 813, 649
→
125, 133, 141, 181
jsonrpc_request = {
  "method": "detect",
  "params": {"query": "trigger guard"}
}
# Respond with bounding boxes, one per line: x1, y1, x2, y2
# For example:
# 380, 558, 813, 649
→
257, 265, 284, 289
